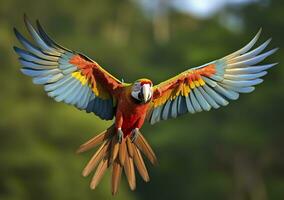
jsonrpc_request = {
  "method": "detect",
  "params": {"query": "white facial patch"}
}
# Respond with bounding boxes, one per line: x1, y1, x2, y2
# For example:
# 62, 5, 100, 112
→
131, 82, 152, 103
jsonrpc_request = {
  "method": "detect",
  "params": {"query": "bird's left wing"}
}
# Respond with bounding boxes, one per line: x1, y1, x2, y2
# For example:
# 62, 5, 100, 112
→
148, 30, 278, 124
14, 16, 124, 120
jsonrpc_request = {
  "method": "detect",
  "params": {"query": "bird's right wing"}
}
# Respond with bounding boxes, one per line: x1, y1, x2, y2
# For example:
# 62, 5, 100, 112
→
14, 16, 124, 120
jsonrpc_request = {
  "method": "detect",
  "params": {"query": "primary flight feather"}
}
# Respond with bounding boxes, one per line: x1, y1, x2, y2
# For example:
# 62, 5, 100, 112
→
14, 15, 278, 195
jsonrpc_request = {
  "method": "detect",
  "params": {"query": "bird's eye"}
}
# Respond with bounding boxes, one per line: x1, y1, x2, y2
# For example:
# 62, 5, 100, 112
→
133, 83, 140, 91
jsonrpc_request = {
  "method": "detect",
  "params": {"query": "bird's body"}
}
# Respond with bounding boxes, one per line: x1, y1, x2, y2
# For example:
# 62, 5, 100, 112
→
115, 89, 151, 137
14, 15, 278, 195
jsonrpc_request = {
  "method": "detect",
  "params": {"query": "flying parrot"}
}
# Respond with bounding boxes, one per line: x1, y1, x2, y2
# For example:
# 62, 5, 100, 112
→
14, 15, 278, 195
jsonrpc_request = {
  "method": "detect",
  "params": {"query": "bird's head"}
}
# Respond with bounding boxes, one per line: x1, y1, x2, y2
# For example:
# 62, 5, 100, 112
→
131, 79, 153, 103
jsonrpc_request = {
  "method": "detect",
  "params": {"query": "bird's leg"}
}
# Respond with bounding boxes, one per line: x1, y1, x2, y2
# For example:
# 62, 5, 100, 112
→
117, 128, 123, 144
130, 128, 139, 143
115, 110, 124, 144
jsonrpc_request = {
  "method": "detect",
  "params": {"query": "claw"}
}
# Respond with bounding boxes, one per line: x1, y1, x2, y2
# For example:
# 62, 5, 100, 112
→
117, 128, 123, 144
131, 128, 139, 143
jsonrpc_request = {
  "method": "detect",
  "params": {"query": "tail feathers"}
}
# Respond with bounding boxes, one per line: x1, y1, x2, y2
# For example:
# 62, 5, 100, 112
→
90, 158, 108, 190
135, 132, 158, 165
82, 139, 111, 177
124, 146, 136, 190
77, 125, 157, 195
112, 158, 122, 195
77, 125, 114, 154
133, 146, 150, 182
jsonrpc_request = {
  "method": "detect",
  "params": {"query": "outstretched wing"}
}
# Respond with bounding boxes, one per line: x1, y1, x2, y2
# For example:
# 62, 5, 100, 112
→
14, 16, 124, 120
148, 29, 278, 124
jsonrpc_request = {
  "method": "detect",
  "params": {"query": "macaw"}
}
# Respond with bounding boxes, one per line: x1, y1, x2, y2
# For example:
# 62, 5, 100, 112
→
14, 15, 278, 195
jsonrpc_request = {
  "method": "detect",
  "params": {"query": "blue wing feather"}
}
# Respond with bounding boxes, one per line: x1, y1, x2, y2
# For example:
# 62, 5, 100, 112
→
171, 98, 178, 118
193, 88, 211, 111
185, 95, 195, 114
198, 87, 220, 109
162, 100, 172, 120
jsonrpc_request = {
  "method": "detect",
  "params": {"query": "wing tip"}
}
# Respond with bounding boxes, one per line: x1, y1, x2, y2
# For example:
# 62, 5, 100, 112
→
255, 78, 264, 85
13, 27, 21, 38
270, 62, 279, 68
13, 26, 28, 46
257, 27, 262, 35
252, 28, 262, 43
267, 37, 272, 43
13, 46, 20, 53
23, 13, 31, 29
271, 47, 279, 53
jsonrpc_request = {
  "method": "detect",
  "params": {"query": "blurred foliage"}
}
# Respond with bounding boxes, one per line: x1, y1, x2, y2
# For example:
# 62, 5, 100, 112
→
0, 0, 284, 199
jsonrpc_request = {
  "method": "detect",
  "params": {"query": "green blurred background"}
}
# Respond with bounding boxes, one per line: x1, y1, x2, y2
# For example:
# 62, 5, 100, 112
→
1, 0, 284, 199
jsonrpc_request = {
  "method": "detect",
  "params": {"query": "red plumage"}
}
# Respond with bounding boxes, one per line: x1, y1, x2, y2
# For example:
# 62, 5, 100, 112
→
115, 86, 151, 137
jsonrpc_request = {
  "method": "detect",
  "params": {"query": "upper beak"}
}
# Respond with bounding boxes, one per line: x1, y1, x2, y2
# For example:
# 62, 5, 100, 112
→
141, 84, 152, 103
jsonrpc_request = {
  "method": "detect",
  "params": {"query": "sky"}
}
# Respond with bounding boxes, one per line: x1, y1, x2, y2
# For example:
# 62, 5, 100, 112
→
172, 0, 257, 18
138, 0, 258, 18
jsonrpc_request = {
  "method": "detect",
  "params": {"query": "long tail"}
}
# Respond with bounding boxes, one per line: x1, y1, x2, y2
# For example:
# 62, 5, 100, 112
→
77, 124, 158, 195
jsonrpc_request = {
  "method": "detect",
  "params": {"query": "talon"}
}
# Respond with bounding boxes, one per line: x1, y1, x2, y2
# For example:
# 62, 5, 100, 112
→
131, 128, 139, 143
117, 128, 123, 143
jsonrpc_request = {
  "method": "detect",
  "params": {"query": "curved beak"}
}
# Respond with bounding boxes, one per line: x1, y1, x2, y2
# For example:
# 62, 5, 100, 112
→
141, 84, 152, 103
